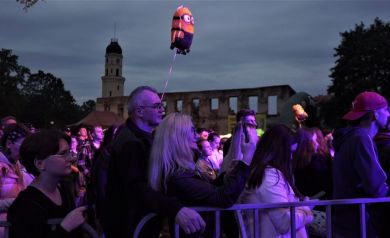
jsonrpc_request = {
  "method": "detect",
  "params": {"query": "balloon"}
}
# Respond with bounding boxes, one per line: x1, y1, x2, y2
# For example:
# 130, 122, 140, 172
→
292, 104, 308, 128
170, 5, 194, 55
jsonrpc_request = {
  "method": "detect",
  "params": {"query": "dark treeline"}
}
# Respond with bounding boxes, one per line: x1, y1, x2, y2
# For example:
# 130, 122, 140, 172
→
0, 49, 95, 128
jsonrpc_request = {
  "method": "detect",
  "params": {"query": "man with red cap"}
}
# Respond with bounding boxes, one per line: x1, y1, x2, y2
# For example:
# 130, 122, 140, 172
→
333, 91, 390, 238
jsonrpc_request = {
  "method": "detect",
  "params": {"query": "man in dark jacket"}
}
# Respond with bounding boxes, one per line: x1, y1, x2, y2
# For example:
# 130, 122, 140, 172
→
372, 124, 390, 237
104, 86, 205, 238
333, 91, 389, 238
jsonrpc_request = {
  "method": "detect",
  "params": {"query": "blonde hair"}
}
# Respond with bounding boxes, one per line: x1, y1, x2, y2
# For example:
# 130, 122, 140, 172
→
148, 113, 196, 192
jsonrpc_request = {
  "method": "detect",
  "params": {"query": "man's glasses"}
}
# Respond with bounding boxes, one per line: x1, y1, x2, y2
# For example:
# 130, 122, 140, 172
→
139, 103, 164, 110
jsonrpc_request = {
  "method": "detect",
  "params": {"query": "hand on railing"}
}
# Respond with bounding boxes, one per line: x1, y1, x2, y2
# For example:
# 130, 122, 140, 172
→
300, 197, 314, 224
175, 207, 206, 234
60, 206, 87, 232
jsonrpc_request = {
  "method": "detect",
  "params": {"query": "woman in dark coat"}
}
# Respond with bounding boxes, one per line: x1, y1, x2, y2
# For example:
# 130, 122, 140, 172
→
148, 113, 257, 237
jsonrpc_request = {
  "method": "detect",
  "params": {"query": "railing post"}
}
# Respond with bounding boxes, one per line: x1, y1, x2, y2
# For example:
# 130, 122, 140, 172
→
326, 205, 332, 238
175, 223, 180, 238
254, 208, 259, 238
215, 210, 220, 238
360, 203, 366, 238
290, 206, 296, 238
3, 225, 9, 238
131, 197, 390, 238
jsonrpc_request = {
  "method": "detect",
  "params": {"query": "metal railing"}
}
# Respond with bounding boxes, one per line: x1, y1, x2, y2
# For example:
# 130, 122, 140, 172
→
134, 197, 390, 238
0, 221, 11, 238
0, 219, 99, 238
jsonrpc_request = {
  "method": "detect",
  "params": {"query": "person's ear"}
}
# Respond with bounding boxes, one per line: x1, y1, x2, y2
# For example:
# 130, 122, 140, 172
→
34, 159, 46, 172
135, 107, 143, 117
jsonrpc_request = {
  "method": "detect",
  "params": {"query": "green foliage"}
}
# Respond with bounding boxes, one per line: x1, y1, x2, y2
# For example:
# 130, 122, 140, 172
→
0, 49, 95, 128
16, 0, 40, 10
80, 100, 96, 118
0, 49, 30, 119
322, 18, 390, 128
21, 70, 81, 128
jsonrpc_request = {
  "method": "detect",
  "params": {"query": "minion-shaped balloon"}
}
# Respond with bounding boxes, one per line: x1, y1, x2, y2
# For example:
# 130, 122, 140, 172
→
170, 5, 194, 55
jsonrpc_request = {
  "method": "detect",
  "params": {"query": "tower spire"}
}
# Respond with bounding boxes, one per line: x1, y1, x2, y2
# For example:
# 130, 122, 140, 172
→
114, 22, 116, 39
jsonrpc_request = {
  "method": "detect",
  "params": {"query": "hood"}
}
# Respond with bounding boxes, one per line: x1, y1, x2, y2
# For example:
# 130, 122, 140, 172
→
333, 127, 368, 152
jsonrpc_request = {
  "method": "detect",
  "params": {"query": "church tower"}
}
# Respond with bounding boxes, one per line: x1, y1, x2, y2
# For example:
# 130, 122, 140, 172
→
101, 38, 125, 98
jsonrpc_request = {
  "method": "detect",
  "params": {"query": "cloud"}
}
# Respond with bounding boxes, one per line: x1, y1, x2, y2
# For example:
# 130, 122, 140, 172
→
1, 0, 389, 104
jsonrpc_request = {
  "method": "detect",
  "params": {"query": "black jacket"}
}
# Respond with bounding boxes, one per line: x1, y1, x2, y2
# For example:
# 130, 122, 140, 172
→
332, 127, 388, 238
167, 161, 250, 237
8, 185, 82, 238
104, 119, 182, 238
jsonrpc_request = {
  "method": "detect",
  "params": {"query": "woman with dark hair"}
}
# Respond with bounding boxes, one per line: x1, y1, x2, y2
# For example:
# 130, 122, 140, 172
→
293, 127, 332, 200
239, 124, 313, 238
293, 128, 332, 237
0, 124, 34, 238
7, 130, 86, 238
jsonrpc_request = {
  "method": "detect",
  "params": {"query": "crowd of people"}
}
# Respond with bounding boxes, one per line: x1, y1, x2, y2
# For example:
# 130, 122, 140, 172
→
0, 88, 389, 238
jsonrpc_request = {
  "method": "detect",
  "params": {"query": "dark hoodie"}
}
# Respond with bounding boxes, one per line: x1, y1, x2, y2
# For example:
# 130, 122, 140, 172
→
332, 127, 388, 238
374, 131, 390, 185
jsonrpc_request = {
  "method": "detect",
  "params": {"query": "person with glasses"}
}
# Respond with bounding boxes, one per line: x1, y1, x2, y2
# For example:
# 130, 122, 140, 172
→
149, 112, 257, 237
104, 86, 205, 238
7, 130, 86, 238
0, 123, 34, 238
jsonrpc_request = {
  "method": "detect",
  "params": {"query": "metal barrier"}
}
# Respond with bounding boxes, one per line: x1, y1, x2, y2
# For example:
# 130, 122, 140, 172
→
47, 218, 99, 238
0, 221, 11, 238
133, 197, 390, 238
0, 219, 99, 238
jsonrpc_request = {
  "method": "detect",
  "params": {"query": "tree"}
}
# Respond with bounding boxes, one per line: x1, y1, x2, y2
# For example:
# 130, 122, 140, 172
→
79, 100, 96, 118
322, 18, 390, 128
16, 0, 40, 9
0, 49, 30, 119
21, 70, 81, 128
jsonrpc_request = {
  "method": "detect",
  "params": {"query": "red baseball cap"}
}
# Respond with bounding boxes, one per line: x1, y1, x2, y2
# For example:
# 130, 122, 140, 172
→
343, 92, 388, 121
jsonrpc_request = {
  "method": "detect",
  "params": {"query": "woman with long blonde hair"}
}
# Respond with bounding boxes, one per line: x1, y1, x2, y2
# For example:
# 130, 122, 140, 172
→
149, 113, 257, 237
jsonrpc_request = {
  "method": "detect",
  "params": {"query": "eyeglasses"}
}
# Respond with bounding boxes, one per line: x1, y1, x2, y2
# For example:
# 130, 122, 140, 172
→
49, 152, 73, 161
139, 103, 164, 110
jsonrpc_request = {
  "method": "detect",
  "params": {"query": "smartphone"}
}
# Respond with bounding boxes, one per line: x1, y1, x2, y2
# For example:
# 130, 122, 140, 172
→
243, 122, 250, 143
310, 191, 326, 199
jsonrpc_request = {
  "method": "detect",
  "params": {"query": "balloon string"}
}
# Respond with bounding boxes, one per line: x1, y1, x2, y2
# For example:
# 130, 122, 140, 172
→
161, 50, 177, 102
